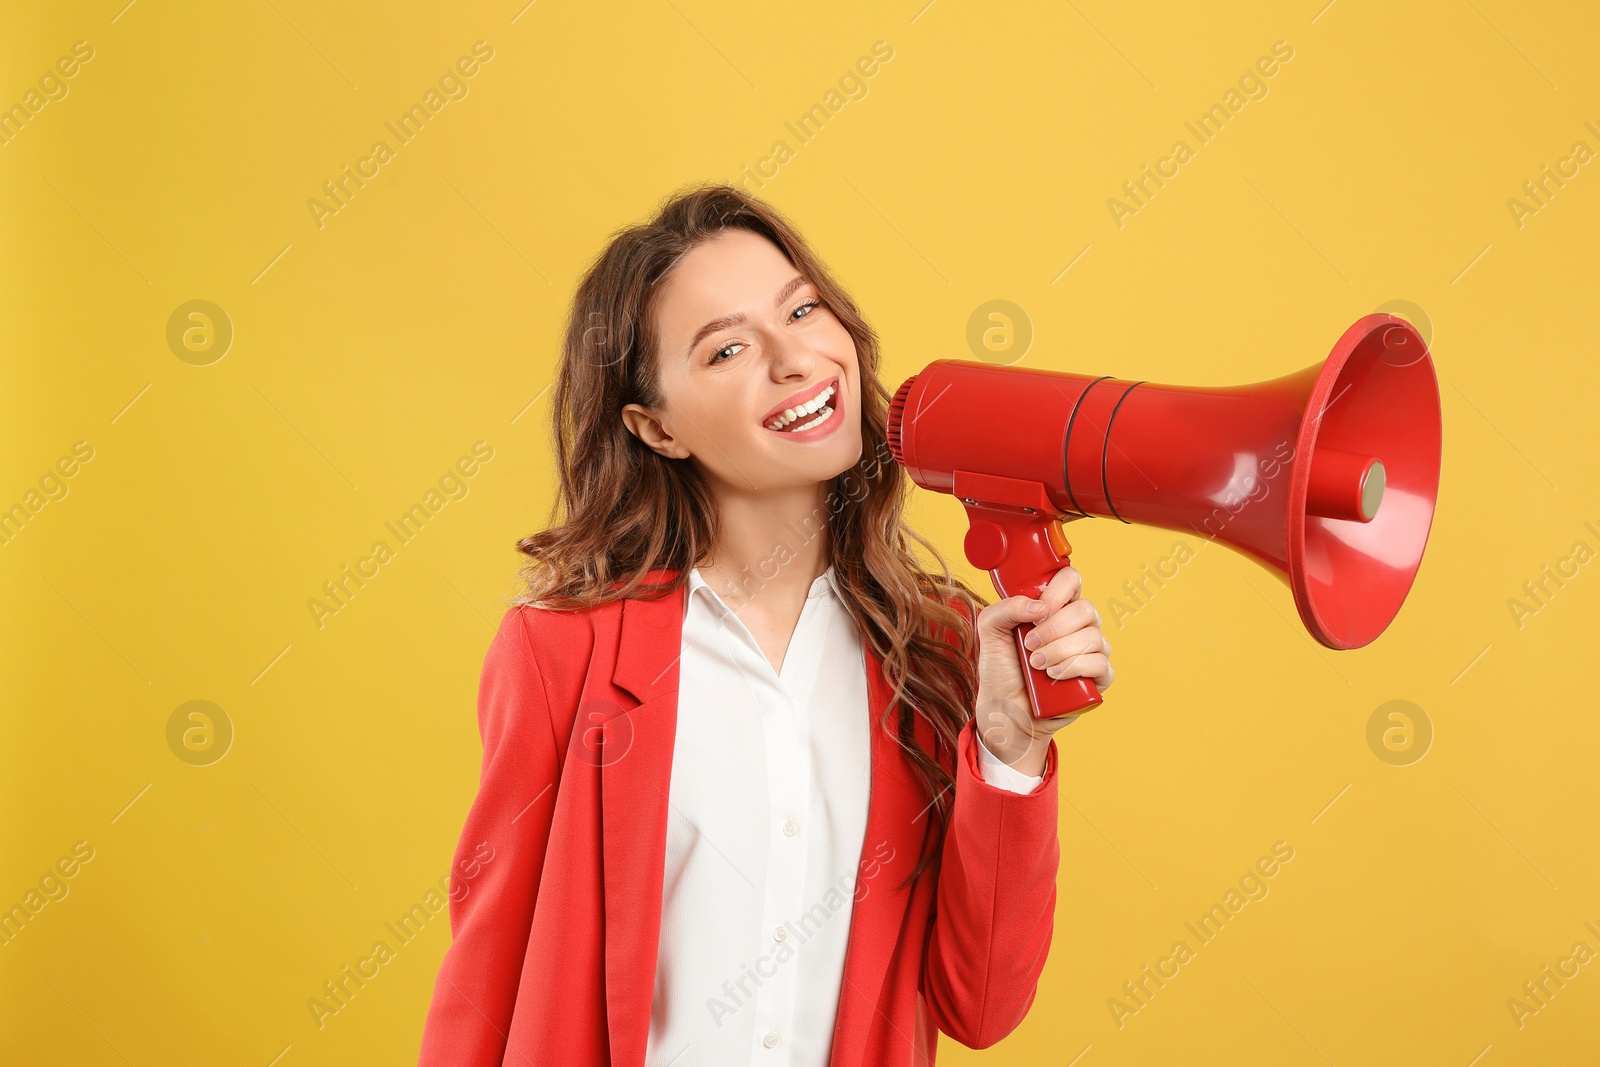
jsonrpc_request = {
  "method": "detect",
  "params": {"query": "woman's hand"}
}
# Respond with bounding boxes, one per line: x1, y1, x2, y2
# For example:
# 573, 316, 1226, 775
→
973, 565, 1113, 778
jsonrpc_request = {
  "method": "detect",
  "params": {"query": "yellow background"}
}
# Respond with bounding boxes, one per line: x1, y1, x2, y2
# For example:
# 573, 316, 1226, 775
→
3, 0, 1597, 1063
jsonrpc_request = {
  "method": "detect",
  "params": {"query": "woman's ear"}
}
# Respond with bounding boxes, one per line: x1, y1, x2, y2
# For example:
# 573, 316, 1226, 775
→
621, 403, 689, 460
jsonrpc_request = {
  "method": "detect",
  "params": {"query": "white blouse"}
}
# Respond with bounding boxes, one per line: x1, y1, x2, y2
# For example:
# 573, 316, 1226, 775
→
642, 564, 1043, 1067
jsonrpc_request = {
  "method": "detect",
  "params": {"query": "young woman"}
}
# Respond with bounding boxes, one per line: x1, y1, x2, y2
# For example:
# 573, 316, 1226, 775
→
418, 184, 1114, 1067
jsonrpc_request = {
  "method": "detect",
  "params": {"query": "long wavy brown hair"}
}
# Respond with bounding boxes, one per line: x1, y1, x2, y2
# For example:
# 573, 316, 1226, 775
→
512, 181, 986, 888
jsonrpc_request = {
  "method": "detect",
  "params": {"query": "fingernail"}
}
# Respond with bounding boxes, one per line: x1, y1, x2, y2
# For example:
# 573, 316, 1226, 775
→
1030, 652, 1045, 669
1029, 600, 1047, 613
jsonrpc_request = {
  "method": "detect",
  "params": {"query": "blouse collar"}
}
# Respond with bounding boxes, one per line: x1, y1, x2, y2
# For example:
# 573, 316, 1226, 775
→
685, 562, 840, 618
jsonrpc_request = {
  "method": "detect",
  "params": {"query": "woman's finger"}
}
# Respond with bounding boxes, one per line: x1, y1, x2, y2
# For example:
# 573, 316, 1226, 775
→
1029, 628, 1111, 674
1022, 597, 1098, 653
1041, 649, 1111, 686
1034, 564, 1083, 617
977, 594, 1051, 641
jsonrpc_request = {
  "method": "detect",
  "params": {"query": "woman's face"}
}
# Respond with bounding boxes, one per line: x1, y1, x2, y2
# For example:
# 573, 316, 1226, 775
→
622, 228, 864, 496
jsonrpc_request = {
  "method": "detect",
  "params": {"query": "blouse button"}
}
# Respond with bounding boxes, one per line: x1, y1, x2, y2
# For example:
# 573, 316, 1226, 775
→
782, 819, 800, 837
773, 925, 789, 941
762, 1031, 780, 1048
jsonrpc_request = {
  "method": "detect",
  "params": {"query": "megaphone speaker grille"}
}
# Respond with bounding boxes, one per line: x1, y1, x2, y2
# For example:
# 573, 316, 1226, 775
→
887, 373, 917, 466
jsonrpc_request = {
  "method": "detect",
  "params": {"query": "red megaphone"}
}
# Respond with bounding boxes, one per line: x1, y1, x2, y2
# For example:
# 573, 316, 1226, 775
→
885, 314, 1442, 721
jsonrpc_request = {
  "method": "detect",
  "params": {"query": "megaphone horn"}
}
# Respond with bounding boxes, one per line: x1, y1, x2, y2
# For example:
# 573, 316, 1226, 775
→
885, 314, 1442, 722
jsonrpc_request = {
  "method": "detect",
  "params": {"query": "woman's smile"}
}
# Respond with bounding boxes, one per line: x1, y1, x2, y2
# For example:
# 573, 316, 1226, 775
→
763, 375, 842, 440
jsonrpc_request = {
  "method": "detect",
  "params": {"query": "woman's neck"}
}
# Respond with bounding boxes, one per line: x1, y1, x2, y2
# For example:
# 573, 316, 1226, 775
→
695, 480, 833, 613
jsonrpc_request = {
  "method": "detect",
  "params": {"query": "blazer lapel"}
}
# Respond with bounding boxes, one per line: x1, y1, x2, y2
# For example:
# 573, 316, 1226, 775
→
601, 571, 684, 1067
827, 641, 935, 1067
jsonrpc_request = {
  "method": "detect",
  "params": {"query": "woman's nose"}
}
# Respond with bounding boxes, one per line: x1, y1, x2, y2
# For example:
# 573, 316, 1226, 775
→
766, 331, 815, 380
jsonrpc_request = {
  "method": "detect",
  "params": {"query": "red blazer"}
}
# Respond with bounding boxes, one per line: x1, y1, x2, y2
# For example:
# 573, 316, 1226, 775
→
417, 568, 1061, 1066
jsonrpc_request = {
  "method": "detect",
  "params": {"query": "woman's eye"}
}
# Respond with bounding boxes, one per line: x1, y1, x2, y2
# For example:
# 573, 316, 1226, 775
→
708, 341, 744, 365
707, 301, 819, 364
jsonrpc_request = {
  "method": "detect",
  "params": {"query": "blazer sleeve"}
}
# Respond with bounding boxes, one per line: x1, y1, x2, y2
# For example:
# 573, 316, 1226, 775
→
920, 595, 1062, 1049
418, 606, 562, 1066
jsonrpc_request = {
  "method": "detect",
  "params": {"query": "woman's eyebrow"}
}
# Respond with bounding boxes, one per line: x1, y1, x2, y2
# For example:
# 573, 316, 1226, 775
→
683, 275, 811, 360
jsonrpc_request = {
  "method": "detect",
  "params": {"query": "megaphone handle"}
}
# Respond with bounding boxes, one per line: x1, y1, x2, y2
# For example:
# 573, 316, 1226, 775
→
963, 509, 1104, 721
998, 570, 1104, 722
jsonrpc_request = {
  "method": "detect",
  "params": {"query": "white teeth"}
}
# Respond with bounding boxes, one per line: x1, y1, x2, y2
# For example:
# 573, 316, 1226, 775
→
789, 404, 835, 433
766, 384, 837, 430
